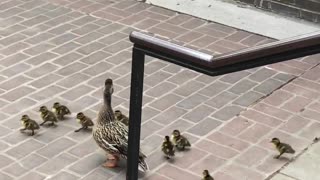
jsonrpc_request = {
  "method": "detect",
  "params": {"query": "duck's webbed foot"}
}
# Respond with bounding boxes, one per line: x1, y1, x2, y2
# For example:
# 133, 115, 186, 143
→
103, 154, 120, 168
274, 155, 281, 159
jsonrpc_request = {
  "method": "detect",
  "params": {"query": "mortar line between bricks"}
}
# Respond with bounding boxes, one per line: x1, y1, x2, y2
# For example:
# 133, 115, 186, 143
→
55, 151, 99, 178
187, 152, 217, 168
180, 106, 216, 123
32, 147, 90, 178
284, 61, 315, 72
13, 152, 50, 177
139, 72, 204, 108
15, 3, 55, 17
0, 40, 33, 57
36, 0, 230, 62
110, 1, 140, 12
240, 33, 275, 44
145, 172, 173, 180
0, 19, 26, 40
277, 173, 301, 180
0, 169, 15, 179
281, 81, 320, 97
0, 0, 13, 5
262, 91, 298, 109
149, 21, 190, 35
57, 84, 97, 102
35, 136, 78, 157
166, 163, 203, 178
76, 154, 119, 179
146, 162, 173, 179
0, 83, 88, 123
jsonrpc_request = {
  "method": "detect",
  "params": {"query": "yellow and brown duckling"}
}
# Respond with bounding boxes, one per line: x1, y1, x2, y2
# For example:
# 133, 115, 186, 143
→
75, 112, 94, 132
162, 136, 175, 159
171, 129, 191, 151
114, 110, 129, 126
202, 170, 214, 180
52, 102, 71, 120
39, 106, 58, 126
20, 115, 40, 136
271, 137, 295, 159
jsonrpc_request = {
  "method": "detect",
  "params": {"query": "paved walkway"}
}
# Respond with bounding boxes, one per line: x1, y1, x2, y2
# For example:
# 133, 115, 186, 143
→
0, 0, 319, 179
270, 141, 320, 180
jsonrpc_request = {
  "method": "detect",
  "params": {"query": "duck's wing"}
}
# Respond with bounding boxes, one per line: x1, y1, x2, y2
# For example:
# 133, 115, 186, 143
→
282, 143, 295, 154
31, 120, 40, 129
182, 135, 191, 146
61, 106, 71, 114
113, 122, 148, 158
93, 124, 125, 155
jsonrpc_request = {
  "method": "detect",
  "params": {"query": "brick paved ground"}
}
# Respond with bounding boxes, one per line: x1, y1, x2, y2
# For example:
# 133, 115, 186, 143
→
0, 0, 319, 179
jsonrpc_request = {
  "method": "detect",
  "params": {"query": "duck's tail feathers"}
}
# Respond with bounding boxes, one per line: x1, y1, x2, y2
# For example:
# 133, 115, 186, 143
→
139, 158, 149, 172
290, 149, 296, 154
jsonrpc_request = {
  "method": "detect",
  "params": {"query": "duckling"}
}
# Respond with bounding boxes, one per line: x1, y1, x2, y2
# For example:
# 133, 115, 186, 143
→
202, 170, 214, 180
171, 129, 191, 151
271, 137, 295, 159
52, 102, 71, 120
75, 112, 94, 132
114, 110, 129, 126
20, 115, 40, 136
162, 136, 175, 159
39, 106, 58, 126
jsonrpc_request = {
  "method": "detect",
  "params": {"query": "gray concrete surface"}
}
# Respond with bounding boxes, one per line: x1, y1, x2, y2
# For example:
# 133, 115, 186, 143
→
271, 142, 320, 180
146, 0, 320, 39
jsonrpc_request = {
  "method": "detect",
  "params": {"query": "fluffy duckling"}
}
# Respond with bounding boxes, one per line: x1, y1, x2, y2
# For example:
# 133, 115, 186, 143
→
75, 112, 94, 132
162, 136, 175, 159
271, 137, 295, 159
39, 106, 58, 126
202, 170, 214, 180
52, 102, 71, 120
171, 130, 191, 151
114, 110, 129, 126
20, 115, 40, 136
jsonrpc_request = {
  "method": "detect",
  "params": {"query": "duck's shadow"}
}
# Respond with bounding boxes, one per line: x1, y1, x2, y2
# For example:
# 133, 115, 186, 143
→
74, 128, 93, 133
40, 123, 58, 128
19, 130, 41, 137
273, 155, 291, 162
115, 159, 148, 178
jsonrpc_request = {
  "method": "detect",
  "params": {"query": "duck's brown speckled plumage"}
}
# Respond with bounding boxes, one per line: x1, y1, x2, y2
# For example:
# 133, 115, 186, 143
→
92, 79, 148, 171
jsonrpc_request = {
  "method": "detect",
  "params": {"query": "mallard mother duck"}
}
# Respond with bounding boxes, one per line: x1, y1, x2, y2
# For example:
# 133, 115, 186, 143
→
92, 78, 148, 171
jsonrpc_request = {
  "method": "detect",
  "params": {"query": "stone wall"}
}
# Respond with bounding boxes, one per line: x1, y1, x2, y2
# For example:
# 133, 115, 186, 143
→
238, 0, 320, 23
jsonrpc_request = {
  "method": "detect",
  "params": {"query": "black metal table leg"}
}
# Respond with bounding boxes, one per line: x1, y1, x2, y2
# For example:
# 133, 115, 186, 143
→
127, 47, 145, 180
